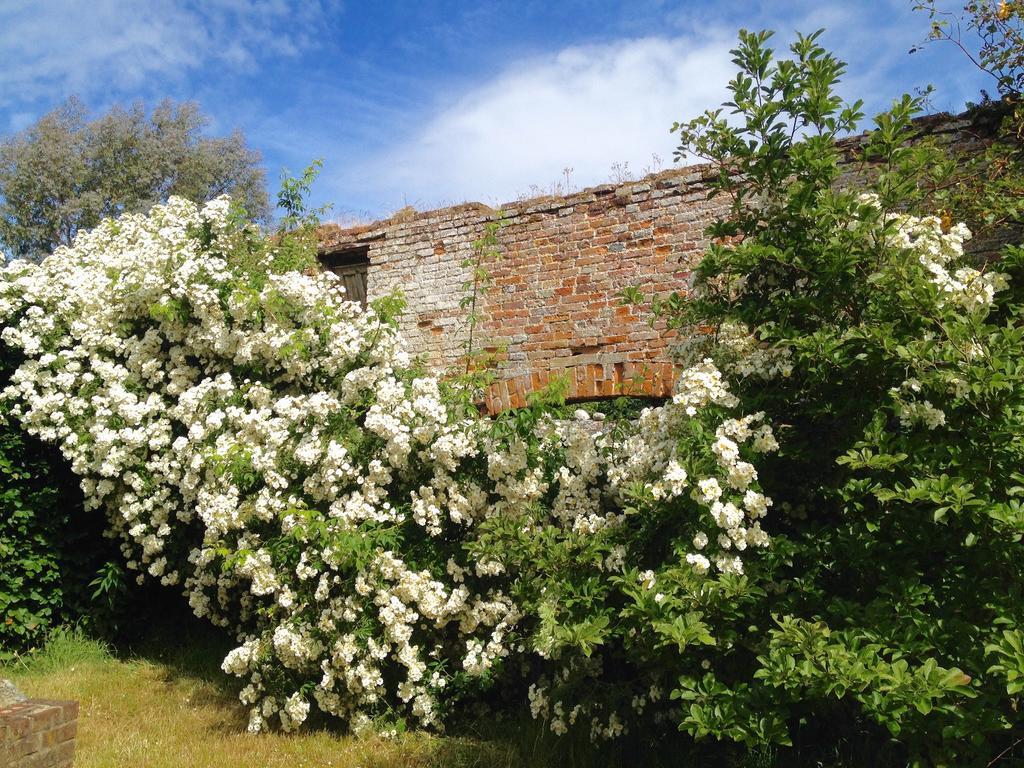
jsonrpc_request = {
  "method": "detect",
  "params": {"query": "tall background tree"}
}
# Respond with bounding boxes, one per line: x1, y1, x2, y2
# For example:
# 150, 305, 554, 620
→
0, 97, 269, 259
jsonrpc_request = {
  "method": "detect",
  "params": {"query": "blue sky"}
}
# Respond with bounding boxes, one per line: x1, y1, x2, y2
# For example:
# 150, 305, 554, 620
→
0, 1, 993, 223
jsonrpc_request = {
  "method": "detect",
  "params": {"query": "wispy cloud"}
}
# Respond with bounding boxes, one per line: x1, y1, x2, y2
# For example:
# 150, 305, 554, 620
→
789, 0, 983, 113
323, 2, 984, 217
0, 0, 336, 109
339, 31, 738, 213
0, 0, 989, 221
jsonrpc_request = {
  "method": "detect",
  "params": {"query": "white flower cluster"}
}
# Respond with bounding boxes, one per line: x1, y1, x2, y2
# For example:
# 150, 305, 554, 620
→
602, 358, 778, 576
0, 197, 515, 733
859, 193, 1010, 311
529, 670, 670, 743
673, 321, 793, 381
889, 378, 947, 430
529, 677, 628, 741
483, 355, 777, 586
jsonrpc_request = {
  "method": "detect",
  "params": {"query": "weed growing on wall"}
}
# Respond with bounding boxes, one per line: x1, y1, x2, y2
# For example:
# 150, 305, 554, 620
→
459, 213, 505, 376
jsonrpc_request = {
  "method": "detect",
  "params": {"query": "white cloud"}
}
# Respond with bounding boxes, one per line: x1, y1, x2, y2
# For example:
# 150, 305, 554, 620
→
326, 2, 985, 217
0, 0, 335, 108
344, 32, 738, 212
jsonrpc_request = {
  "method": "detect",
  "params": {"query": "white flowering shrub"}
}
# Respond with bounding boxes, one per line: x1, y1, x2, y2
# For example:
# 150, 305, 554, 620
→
0, 195, 778, 738
470, 360, 779, 742
0, 197, 518, 732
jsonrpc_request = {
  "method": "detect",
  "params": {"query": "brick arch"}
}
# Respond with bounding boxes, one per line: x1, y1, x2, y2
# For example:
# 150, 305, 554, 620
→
482, 362, 676, 415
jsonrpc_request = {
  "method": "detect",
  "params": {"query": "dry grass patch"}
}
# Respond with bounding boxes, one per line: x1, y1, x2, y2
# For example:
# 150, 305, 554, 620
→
3, 630, 516, 768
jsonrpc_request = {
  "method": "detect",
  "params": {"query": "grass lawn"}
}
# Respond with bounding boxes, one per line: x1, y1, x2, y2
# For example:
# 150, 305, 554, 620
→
3, 629, 522, 768
2, 625, 926, 768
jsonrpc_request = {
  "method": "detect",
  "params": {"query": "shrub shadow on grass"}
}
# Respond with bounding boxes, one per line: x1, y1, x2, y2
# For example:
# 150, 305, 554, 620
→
21, 596, 964, 768
4, 623, 971, 768
108, 589, 252, 731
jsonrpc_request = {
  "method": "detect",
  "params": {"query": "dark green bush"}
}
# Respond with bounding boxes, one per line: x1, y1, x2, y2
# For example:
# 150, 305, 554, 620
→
0, 420, 63, 655
639, 27, 1024, 767
0, 348, 114, 658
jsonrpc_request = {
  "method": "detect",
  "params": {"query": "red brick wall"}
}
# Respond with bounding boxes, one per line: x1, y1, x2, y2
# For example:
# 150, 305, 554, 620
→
319, 166, 728, 412
318, 109, 1000, 414
0, 700, 78, 768
477, 170, 728, 411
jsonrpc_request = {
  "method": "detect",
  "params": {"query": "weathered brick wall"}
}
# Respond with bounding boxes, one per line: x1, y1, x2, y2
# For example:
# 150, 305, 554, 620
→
0, 699, 78, 768
320, 168, 728, 411
319, 108, 1003, 413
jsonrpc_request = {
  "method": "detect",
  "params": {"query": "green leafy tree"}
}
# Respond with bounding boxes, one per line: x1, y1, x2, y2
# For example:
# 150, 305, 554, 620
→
620, 27, 1024, 765
0, 97, 269, 259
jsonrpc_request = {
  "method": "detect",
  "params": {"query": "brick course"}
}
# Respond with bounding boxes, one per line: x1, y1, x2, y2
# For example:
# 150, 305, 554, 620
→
319, 108, 1002, 413
0, 700, 78, 768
